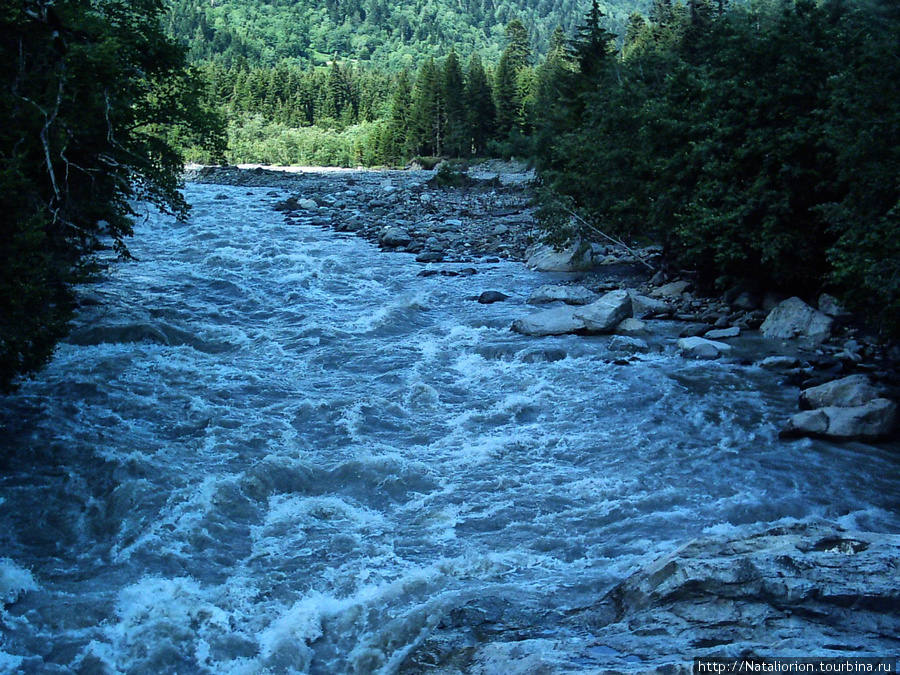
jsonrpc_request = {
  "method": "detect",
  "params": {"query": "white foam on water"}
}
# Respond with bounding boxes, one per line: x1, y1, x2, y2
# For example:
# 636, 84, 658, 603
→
0, 559, 38, 606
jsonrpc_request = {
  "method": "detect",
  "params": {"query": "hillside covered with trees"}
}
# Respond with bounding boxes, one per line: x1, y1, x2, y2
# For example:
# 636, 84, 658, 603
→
166, 0, 645, 68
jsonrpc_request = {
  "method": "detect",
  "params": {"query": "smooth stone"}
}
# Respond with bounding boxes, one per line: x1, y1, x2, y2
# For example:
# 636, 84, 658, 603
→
705, 326, 740, 339
677, 336, 733, 360
477, 291, 510, 304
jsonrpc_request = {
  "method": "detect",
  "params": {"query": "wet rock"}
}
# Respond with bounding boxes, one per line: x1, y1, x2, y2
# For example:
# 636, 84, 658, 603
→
615, 318, 647, 335
477, 291, 510, 304
679, 324, 709, 338
677, 336, 733, 360
761, 297, 833, 343
512, 306, 585, 336
524, 242, 593, 272
609, 336, 650, 354
578, 521, 900, 658
629, 292, 673, 318
759, 356, 801, 370
799, 374, 881, 410
526, 285, 595, 306
781, 399, 897, 440
296, 198, 319, 211
573, 290, 633, 334
380, 226, 413, 248
416, 251, 444, 263
705, 326, 740, 340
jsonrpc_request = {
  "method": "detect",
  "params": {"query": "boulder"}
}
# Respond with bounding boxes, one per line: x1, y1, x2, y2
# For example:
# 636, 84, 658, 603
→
415, 251, 444, 263
818, 293, 850, 319
477, 291, 510, 304
781, 399, 897, 440
799, 374, 881, 410
615, 318, 647, 335
704, 326, 740, 340
296, 198, 319, 211
628, 292, 673, 318
573, 290, 632, 334
759, 356, 801, 370
512, 306, 585, 336
650, 280, 692, 298
524, 242, 593, 272
677, 336, 733, 360
526, 285, 595, 306
760, 297, 833, 343
608, 335, 650, 354
380, 226, 412, 247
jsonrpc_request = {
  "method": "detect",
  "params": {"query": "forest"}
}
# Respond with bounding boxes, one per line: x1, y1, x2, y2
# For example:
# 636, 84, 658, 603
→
1, 0, 899, 390
177, 0, 900, 345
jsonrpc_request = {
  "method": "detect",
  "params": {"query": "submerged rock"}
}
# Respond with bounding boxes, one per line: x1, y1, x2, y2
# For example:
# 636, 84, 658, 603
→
477, 291, 510, 304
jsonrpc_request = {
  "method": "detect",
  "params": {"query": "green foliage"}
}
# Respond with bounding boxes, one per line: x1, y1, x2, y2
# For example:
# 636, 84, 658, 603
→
0, 0, 225, 390
535, 0, 900, 340
166, 0, 649, 70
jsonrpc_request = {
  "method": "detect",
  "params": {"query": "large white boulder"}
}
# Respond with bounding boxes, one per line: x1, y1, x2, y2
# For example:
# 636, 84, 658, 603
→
799, 374, 881, 410
573, 290, 632, 334
524, 242, 593, 272
511, 306, 585, 336
761, 297, 833, 343
781, 399, 897, 440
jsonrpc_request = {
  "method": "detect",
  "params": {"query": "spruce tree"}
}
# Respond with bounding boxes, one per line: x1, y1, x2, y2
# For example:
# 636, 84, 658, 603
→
465, 52, 495, 156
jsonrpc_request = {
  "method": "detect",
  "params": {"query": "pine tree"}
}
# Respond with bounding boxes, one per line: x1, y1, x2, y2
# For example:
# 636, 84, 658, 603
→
465, 52, 495, 156
442, 49, 468, 156
410, 58, 440, 156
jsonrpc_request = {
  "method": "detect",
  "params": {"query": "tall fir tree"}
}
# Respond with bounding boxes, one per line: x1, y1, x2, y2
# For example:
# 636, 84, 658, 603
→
465, 52, 496, 156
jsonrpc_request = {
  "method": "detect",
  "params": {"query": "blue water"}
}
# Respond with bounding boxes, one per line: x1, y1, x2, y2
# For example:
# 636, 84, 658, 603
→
1, 181, 898, 674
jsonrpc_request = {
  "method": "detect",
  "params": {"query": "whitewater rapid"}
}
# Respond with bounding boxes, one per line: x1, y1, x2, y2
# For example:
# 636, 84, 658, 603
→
1, 182, 898, 674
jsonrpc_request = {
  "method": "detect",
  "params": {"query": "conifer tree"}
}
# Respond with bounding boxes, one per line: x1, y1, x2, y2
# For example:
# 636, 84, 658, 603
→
465, 52, 495, 156
442, 49, 468, 156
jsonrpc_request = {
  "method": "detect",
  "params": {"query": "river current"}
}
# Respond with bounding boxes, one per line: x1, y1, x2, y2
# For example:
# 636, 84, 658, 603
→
1, 182, 899, 674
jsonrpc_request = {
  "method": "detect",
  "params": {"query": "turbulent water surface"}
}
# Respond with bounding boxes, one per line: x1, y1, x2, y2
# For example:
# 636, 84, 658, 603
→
1, 182, 899, 674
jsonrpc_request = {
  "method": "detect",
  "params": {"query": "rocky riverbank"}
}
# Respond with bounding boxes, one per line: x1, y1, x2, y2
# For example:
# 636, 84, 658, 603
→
188, 163, 899, 443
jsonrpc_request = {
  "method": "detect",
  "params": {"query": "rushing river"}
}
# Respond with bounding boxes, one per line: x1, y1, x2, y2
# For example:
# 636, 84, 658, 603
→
1, 182, 899, 674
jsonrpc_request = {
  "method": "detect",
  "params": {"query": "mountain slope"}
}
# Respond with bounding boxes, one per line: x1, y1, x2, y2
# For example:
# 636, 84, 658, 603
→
166, 0, 649, 68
